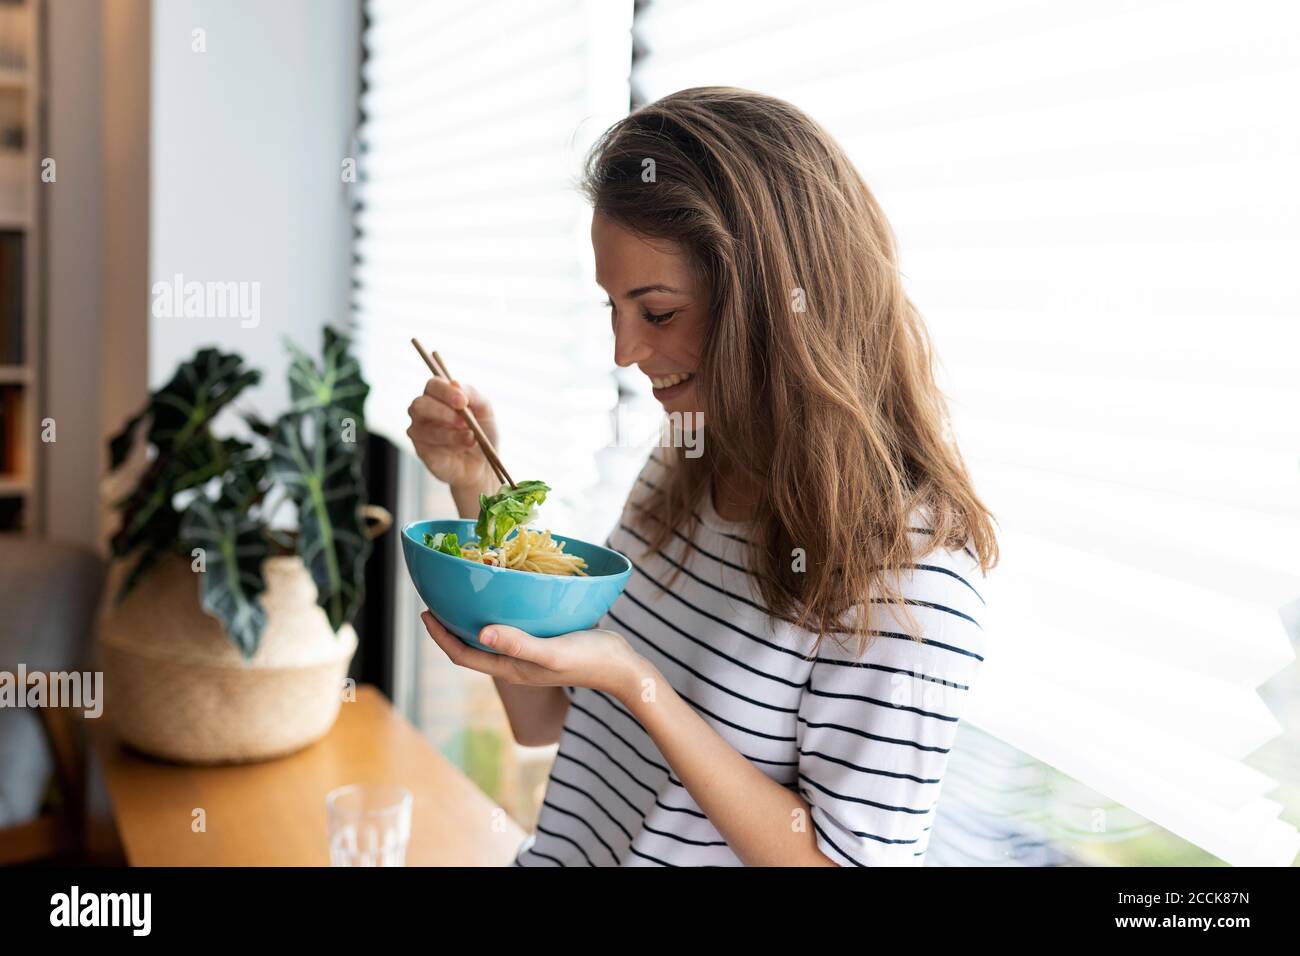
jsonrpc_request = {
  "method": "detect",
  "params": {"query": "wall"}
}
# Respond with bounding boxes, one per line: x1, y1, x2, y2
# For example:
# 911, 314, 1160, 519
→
43, 0, 108, 545
41, 0, 360, 547
97, 0, 152, 546
148, 0, 360, 414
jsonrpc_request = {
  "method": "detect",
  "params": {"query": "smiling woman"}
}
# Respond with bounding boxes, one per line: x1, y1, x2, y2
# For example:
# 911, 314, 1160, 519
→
593, 217, 707, 413
405, 86, 998, 868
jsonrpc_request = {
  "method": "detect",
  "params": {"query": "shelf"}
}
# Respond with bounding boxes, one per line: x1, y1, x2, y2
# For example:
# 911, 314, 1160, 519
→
0, 3, 38, 534
0, 475, 29, 496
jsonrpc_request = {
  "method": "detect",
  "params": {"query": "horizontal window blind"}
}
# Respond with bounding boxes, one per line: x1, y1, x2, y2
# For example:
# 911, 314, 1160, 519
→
354, 0, 640, 543
633, 0, 1300, 865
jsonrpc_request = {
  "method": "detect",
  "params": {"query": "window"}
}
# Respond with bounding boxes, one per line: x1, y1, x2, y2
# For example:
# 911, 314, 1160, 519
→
353, 0, 643, 826
354, 0, 1300, 863
631, 0, 1300, 865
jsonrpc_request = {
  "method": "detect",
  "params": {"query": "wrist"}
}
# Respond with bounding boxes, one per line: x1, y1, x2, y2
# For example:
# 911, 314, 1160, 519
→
450, 478, 492, 520
614, 650, 662, 715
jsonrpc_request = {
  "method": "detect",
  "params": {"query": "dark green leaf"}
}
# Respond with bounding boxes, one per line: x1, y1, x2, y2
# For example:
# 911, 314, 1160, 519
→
180, 497, 269, 658
242, 411, 274, 439
285, 326, 369, 429
108, 410, 147, 470
216, 440, 269, 512
109, 434, 259, 596
139, 348, 260, 455
269, 409, 371, 631
107, 348, 261, 602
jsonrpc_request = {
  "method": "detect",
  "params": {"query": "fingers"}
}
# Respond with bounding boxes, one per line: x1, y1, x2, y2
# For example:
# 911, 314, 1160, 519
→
422, 376, 468, 410
420, 613, 559, 680
478, 624, 554, 667
406, 418, 477, 450
407, 394, 468, 430
458, 381, 493, 421
421, 611, 511, 678
422, 377, 493, 422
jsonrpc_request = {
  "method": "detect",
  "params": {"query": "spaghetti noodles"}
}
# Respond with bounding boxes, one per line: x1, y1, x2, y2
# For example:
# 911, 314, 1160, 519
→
421, 479, 588, 576
461, 527, 587, 576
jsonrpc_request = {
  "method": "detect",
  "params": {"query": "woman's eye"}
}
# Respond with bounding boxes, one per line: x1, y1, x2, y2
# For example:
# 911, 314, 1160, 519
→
602, 297, 676, 325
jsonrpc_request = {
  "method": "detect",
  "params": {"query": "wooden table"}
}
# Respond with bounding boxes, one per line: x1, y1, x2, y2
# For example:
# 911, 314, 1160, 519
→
89, 685, 525, 866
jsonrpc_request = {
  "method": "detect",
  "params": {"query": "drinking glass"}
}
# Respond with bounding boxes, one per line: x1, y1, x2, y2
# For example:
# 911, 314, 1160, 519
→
326, 783, 413, 866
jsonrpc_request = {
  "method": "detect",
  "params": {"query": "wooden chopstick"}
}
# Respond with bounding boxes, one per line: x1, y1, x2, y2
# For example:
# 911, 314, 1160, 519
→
410, 338, 515, 489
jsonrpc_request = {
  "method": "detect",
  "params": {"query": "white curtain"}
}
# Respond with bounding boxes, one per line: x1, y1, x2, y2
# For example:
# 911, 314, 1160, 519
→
353, 0, 651, 826
632, 0, 1300, 866
354, 0, 643, 544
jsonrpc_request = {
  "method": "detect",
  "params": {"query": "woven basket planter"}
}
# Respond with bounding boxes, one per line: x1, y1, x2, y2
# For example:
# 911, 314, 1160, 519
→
98, 554, 357, 765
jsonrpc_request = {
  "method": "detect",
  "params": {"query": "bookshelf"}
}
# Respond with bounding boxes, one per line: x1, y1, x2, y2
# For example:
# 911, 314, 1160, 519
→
0, 0, 39, 534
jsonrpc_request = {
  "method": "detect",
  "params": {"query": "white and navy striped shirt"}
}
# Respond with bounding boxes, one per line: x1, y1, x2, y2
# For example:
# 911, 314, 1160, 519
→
512, 453, 989, 867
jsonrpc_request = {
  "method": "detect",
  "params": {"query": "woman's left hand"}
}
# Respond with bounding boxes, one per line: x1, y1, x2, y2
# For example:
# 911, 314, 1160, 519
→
420, 611, 649, 701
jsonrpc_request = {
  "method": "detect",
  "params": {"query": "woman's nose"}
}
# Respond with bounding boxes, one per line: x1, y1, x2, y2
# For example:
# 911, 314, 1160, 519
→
612, 310, 653, 368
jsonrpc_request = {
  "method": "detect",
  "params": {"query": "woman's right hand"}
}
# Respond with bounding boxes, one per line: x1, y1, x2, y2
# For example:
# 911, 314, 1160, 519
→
407, 378, 500, 497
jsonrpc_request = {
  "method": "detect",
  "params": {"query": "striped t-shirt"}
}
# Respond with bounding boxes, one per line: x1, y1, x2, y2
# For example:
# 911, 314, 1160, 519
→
512, 453, 989, 867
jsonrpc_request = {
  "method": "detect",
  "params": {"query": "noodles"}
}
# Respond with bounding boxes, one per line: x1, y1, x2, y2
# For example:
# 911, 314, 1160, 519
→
421, 478, 588, 576
459, 527, 587, 576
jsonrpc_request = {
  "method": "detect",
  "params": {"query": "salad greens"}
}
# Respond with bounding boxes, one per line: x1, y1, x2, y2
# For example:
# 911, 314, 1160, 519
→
475, 480, 550, 548
422, 531, 462, 557
423, 480, 551, 555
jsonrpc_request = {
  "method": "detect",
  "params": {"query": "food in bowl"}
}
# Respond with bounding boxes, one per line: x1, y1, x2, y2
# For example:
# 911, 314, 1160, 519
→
402, 478, 632, 651
419, 479, 587, 576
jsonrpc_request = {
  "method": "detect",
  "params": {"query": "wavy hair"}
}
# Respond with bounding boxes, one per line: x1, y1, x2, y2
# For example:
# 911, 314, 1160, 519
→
582, 87, 998, 652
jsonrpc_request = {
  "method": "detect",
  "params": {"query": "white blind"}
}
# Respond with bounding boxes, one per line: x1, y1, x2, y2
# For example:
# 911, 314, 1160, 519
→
633, 0, 1300, 866
355, 0, 639, 542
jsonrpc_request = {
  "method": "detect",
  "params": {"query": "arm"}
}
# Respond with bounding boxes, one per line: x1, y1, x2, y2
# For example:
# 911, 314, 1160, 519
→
493, 679, 570, 747
418, 615, 836, 864
620, 658, 838, 867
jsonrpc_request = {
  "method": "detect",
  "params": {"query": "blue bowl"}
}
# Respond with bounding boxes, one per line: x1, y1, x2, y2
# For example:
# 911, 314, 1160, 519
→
401, 519, 633, 653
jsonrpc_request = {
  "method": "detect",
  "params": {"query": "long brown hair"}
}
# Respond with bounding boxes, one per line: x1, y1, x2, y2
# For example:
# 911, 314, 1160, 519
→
582, 87, 998, 653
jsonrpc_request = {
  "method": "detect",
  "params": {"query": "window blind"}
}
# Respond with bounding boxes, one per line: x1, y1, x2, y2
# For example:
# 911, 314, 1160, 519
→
632, 0, 1300, 866
354, 0, 640, 544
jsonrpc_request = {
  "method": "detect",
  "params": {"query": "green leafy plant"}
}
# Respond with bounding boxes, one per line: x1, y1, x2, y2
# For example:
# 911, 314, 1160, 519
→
106, 328, 377, 658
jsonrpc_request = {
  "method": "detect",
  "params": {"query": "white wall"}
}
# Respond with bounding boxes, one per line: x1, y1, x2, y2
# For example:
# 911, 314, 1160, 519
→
148, 0, 359, 415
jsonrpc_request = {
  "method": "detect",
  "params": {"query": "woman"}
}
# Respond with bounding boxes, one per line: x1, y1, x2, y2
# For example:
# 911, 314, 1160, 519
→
407, 87, 998, 867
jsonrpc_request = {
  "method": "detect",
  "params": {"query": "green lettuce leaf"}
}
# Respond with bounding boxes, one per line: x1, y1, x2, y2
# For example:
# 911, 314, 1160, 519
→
473, 481, 550, 548
423, 531, 462, 557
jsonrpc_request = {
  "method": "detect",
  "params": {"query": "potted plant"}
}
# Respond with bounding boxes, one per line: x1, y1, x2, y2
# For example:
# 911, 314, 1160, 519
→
98, 327, 388, 764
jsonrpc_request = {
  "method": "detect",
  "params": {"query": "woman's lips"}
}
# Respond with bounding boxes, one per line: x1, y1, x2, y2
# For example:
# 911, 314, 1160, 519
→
647, 371, 694, 389
650, 372, 695, 401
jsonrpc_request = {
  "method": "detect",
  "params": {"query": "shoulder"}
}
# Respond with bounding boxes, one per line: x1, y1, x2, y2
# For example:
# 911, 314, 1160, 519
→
901, 503, 987, 608
817, 508, 989, 670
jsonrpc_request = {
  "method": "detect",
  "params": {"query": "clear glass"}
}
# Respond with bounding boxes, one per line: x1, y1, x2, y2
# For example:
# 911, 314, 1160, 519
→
326, 784, 413, 867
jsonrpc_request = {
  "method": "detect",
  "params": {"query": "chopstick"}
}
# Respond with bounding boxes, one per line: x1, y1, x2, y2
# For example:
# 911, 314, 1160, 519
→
410, 338, 516, 489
